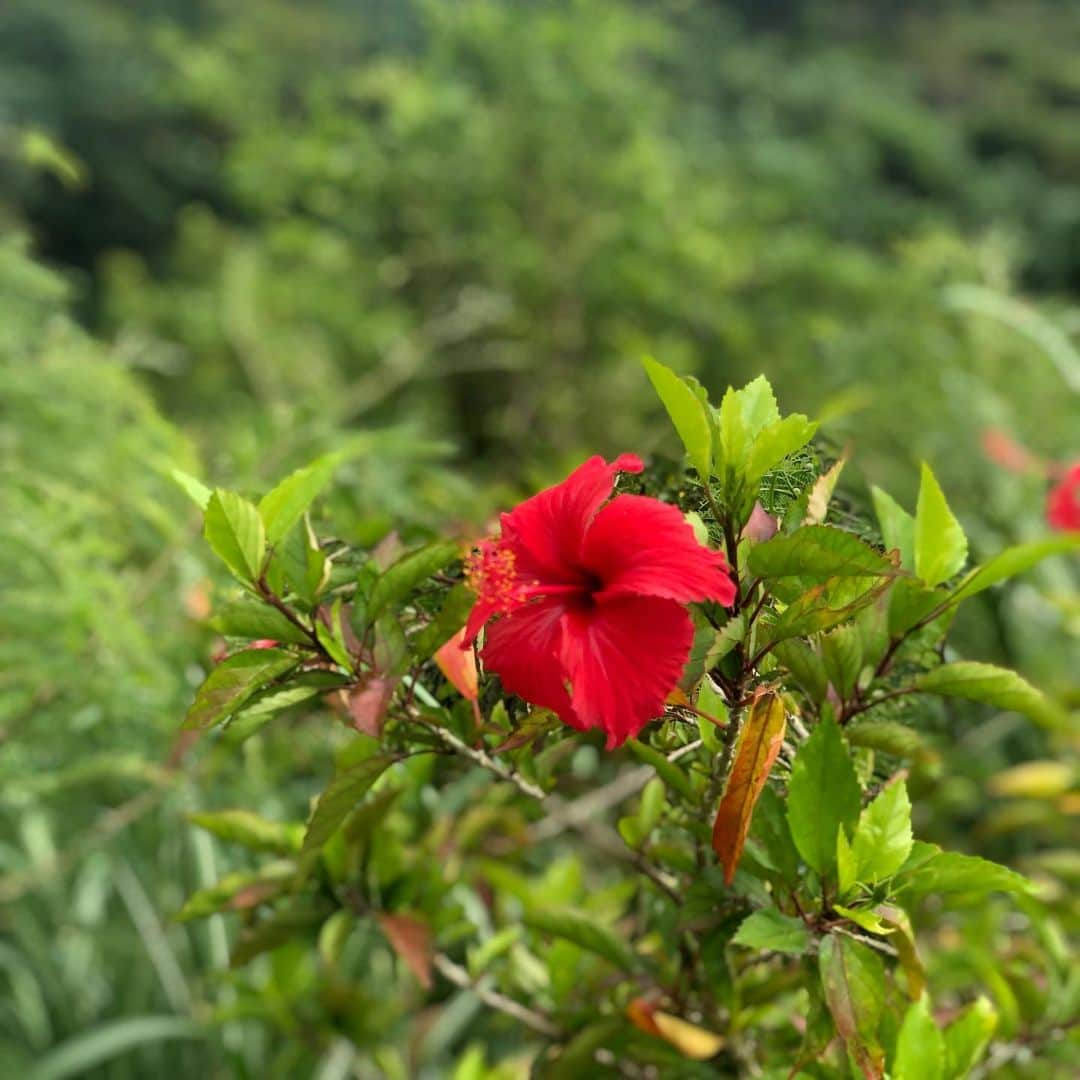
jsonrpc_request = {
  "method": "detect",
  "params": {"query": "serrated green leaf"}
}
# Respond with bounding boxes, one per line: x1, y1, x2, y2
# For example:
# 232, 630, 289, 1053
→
748, 526, 895, 583
717, 385, 749, 472
746, 414, 818, 484
209, 595, 313, 646
942, 997, 998, 1078
739, 375, 781, 435
851, 780, 913, 885
846, 720, 937, 764
915, 464, 967, 587
819, 934, 886, 1080
731, 909, 810, 955
762, 574, 891, 647
302, 754, 398, 853
187, 809, 303, 855
183, 649, 299, 730
787, 716, 862, 876
524, 908, 639, 973
204, 489, 266, 582
170, 467, 211, 510
895, 850, 1032, 899
366, 541, 459, 623
224, 672, 347, 743
913, 661, 1065, 729
773, 639, 830, 704
951, 534, 1080, 603
258, 456, 337, 545
643, 356, 714, 480
871, 486, 915, 571
894, 996, 944, 1080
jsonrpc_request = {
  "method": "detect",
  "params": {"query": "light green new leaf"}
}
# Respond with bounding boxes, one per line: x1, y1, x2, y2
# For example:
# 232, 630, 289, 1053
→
524, 908, 640, 973
183, 649, 299, 730
738, 374, 781, 436
894, 996, 944, 1080
852, 780, 913, 885
896, 850, 1032, 899
943, 997, 998, 1078
746, 414, 818, 483
951, 534, 1080, 603
302, 754, 399, 853
871, 486, 915, 571
643, 356, 714, 479
717, 385, 749, 472
204, 489, 266, 582
787, 716, 862, 876
258, 455, 337, 545
914, 463, 967, 586
913, 661, 1065, 730
732, 909, 810, 955
170, 467, 211, 510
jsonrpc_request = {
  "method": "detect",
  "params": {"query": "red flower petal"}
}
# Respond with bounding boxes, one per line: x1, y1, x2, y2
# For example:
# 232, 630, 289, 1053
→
1047, 464, 1080, 532
480, 597, 583, 730
582, 495, 736, 607
501, 454, 643, 582
559, 595, 694, 748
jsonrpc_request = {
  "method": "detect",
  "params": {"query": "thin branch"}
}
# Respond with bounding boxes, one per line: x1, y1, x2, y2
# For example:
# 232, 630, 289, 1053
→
433, 953, 561, 1038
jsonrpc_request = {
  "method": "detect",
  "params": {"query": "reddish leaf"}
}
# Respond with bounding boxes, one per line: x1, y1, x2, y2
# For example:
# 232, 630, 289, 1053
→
348, 676, 396, 738
434, 628, 479, 701
228, 881, 285, 910
377, 912, 433, 990
711, 690, 787, 884
819, 935, 886, 1080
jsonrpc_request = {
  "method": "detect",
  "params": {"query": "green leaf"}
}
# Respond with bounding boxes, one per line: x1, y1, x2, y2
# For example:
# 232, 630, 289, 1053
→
175, 862, 297, 921
302, 754, 398, 853
230, 902, 330, 967
746, 414, 818, 484
821, 624, 864, 700
738, 374, 781, 436
170, 467, 211, 511
183, 649, 299, 730
851, 780, 913, 885
846, 720, 937, 765
951, 534, 1080, 603
914, 463, 967, 587
204, 489, 266, 583
762, 574, 890, 649
942, 997, 998, 1078
893, 996, 944, 1080
871, 486, 914, 571
366, 541, 460, 624
258, 456, 337, 545
209, 595, 313, 645
750, 784, 801, 885
887, 579, 945, 637
832, 904, 891, 935
627, 739, 696, 801
524, 908, 639, 973
773, 639, 829, 704
819, 934, 886, 1080
411, 583, 475, 661
787, 716, 862, 877
837, 826, 857, 897
913, 661, 1065, 730
224, 671, 347, 744
315, 598, 354, 672
895, 850, 1032, 899
731, 909, 811, 955
717, 385, 749, 472
28, 1017, 205, 1080
643, 356, 714, 479
187, 809, 303, 855
748, 526, 895, 583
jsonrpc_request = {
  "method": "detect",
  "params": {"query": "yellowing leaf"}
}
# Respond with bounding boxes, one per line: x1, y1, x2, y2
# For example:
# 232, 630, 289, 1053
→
651, 1011, 725, 1061
712, 691, 787, 884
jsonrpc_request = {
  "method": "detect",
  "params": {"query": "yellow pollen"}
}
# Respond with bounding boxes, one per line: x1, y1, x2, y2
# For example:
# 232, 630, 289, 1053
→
465, 542, 529, 613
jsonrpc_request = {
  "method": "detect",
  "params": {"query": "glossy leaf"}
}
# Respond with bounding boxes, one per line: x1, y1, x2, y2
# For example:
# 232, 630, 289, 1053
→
366, 541, 459, 623
787, 716, 862, 876
209, 595, 312, 646
895, 850, 1032, 899
731, 909, 810, 955
746, 414, 818, 483
258, 456, 337, 545
870, 486, 914, 571
748, 526, 894, 582
851, 779, 913, 885
411, 583, 474, 660
712, 691, 787, 884
183, 649, 299, 730
204, 489, 266, 583
893, 996, 944, 1080
643, 356, 714, 480
914, 463, 967, 586
950, 534, 1080, 603
819, 934, 886, 1080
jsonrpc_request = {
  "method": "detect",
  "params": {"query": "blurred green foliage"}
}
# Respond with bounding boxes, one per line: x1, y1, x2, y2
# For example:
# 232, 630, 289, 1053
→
0, 0, 1077, 1075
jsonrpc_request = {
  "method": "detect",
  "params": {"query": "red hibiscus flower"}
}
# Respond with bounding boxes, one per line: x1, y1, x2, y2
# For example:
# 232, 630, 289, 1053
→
1046, 463, 1080, 531
463, 454, 736, 748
